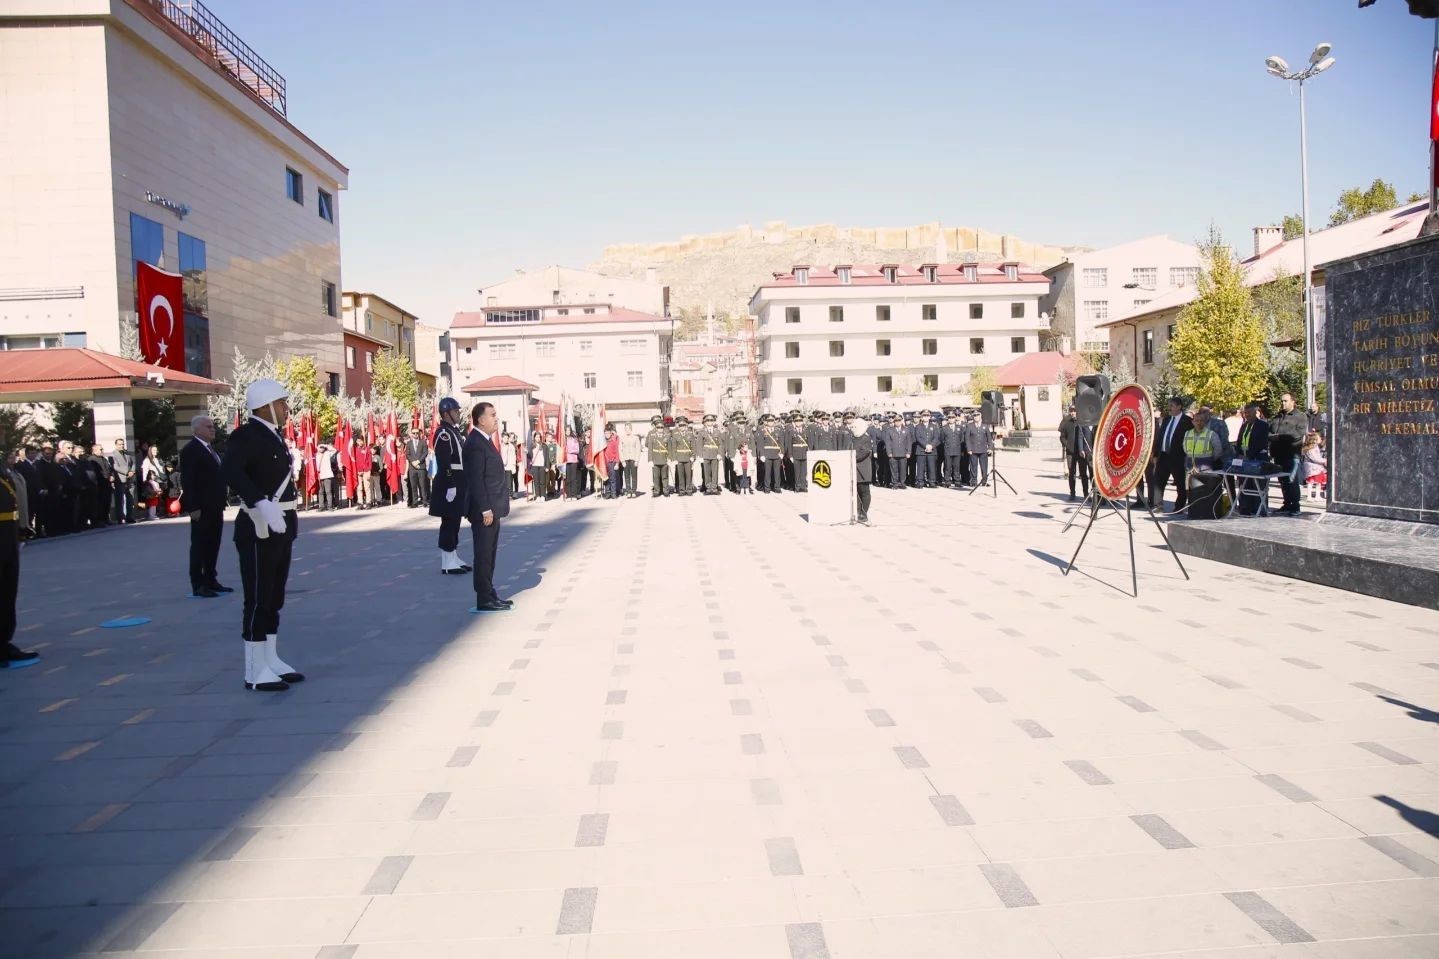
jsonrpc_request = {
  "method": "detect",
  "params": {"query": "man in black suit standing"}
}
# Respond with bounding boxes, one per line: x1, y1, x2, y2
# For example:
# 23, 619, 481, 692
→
465, 402, 512, 612
1149, 397, 1193, 513
404, 427, 430, 508
180, 414, 231, 598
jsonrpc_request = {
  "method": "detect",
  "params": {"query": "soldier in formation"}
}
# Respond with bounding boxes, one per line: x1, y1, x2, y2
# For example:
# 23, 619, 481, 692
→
668, 416, 697, 496
645, 414, 670, 497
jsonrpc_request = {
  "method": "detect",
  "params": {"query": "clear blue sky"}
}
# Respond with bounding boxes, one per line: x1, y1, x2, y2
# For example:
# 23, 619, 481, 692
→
224, 0, 1429, 327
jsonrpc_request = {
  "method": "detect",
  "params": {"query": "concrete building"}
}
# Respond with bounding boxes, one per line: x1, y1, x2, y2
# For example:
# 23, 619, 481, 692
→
1042, 237, 1201, 355
341, 292, 417, 365
1100, 204, 1426, 394
448, 303, 673, 428
341, 328, 390, 400
414, 322, 445, 394
749, 262, 1050, 412
458, 375, 537, 442
0, 0, 348, 444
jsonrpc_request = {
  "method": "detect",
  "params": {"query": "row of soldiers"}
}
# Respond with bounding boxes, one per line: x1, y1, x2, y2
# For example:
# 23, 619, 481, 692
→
641, 409, 994, 495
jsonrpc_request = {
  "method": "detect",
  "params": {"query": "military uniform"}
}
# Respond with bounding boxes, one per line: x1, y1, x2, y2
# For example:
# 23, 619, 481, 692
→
429, 398, 470, 574
757, 415, 783, 492
912, 410, 938, 487
699, 415, 723, 494
965, 416, 991, 486
883, 417, 909, 489
645, 416, 670, 496
669, 417, 696, 495
941, 417, 965, 488
0, 458, 37, 669
786, 413, 809, 492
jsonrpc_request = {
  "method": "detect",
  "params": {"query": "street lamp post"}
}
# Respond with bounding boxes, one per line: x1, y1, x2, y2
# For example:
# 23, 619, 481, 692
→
1266, 44, 1335, 412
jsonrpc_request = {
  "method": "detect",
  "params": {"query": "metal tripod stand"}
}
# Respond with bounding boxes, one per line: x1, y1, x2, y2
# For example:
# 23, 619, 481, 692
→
1063, 494, 1189, 597
967, 427, 1016, 498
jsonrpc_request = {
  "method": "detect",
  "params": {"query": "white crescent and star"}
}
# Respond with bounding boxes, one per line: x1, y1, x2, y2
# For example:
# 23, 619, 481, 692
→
147, 291, 175, 360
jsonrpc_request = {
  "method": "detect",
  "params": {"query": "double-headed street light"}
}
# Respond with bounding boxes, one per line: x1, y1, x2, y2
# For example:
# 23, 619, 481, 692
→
1266, 42, 1336, 412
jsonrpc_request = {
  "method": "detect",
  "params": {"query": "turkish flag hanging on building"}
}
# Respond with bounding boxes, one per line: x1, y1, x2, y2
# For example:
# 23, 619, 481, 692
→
136, 261, 185, 371
1430, 53, 1439, 141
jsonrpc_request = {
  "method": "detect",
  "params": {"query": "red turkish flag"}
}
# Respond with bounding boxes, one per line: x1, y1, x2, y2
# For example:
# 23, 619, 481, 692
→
136, 261, 185, 371
1431, 54, 1439, 141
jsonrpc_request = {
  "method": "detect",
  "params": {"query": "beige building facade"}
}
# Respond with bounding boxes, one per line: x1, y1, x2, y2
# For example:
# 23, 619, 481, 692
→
0, 0, 348, 410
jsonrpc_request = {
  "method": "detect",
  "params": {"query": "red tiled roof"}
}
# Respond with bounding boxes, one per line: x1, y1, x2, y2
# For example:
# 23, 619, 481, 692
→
461, 375, 539, 393
757, 262, 1048, 291
452, 306, 670, 329
0, 348, 228, 399
994, 352, 1090, 387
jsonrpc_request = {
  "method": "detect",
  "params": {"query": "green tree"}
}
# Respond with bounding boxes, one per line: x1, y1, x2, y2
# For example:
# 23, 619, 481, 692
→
1281, 213, 1305, 241
1328, 178, 1399, 227
967, 366, 997, 405
371, 348, 419, 416
1167, 229, 1269, 413
277, 354, 338, 438
50, 401, 95, 447
0, 404, 44, 449
133, 398, 177, 459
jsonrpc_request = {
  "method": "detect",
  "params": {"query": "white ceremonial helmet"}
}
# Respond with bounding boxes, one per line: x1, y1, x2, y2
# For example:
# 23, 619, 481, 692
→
246, 378, 288, 410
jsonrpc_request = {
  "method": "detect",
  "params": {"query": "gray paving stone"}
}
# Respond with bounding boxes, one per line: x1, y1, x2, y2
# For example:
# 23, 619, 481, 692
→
412, 791, 451, 821
1130, 814, 1195, 849
361, 855, 413, 894
785, 921, 831, 959
556, 886, 598, 934
740, 733, 765, 755
929, 795, 975, 826
893, 746, 929, 769
765, 836, 804, 876
1355, 741, 1419, 765
979, 862, 1039, 907
1255, 774, 1318, 803
1063, 759, 1113, 785
575, 813, 609, 847
1224, 890, 1316, 943
1360, 836, 1439, 876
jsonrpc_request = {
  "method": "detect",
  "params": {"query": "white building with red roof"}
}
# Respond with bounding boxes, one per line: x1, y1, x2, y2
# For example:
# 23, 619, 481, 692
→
449, 266, 675, 427
748, 262, 1050, 411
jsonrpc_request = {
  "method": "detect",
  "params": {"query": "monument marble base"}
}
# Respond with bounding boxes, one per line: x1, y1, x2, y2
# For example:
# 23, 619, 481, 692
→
1168, 513, 1439, 610
1002, 430, 1060, 451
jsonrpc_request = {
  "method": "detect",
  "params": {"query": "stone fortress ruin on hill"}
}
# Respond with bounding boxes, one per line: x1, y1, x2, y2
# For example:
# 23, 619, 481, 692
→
590, 220, 1075, 320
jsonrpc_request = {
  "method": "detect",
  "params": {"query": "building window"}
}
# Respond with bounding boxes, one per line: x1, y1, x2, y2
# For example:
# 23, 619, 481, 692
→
489, 342, 517, 359
628, 370, 643, 387
837, 267, 851, 284
877, 375, 893, 392
962, 264, 978, 282
1170, 267, 1199, 288
620, 338, 645, 354
552, 290, 561, 304
322, 281, 337, 317
487, 308, 541, 324
327, 372, 340, 396
129, 212, 164, 270
1167, 323, 1176, 340
922, 304, 937, 321
535, 341, 556, 358
785, 306, 801, 324
1010, 302, 1024, 319
876, 339, 891, 356
787, 378, 803, 395
830, 377, 846, 394
582, 307, 596, 314
969, 303, 983, 320
365, 351, 374, 372
1143, 330, 1155, 364
829, 305, 844, 323
829, 341, 844, 357
1082, 300, 1110, 322
1038, 387, 1050, 401
1010, 336, 1025, 352
579, 340, 593, 355
1082, 267, 1107, 287
1003, 264, 1019, 281
876, 305, 891, 322
317, 189, 334, 222
795, 268, 809, 284
922, 265, 937, 282
1132, 267, 1156, 289
922, 338, 937, 356
785, 341, 800, 358
970, 338, 985, 354
583, 372, 597, 389
285, 167, 303, 204
922, 374, 939, 391
883, 266, 898, 283
345, 345, 355, 368
0, 335, 62, 350
178, 231, 210, 377
1133, 299, 1151, 309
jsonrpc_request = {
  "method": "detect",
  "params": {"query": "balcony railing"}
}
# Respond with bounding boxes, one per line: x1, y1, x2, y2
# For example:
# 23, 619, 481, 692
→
142, 0, 287, 117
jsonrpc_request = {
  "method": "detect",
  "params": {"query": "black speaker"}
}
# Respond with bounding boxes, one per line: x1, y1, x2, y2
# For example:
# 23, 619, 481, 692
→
981, 390, 1004, 426
1074, 374, 1111, 427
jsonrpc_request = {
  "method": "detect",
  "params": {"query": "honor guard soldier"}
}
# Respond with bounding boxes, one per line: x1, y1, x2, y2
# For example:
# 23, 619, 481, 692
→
912, 409, 938, 487
787, 411, 810, 492
757, 414, 784, 492
883, 414, 908, 489
722, 414, 742, 492
429, 397, 471, 574
646, 414, 670, 496
221, 378, 304, 692
0, 432, 38, 670
965, 412, 991, 487
699, 415, 723, 494
942, 414, 965, 488
669, 416, 696, 495
833, 411, 857, 451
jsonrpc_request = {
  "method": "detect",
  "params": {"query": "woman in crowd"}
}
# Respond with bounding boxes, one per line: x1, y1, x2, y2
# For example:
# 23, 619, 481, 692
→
529, 432, 548, 502
501, 431, 517, 495
140, 444, 166, 520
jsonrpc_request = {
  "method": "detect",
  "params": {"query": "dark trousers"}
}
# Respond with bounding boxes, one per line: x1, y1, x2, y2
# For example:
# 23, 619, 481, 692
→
970, 453, 989, 485
918, 453, 938, 486
793, 457, 808, 492
675, 461, 693, 493
438, 512, 462, 552
762, 458, 781, 491
606, 464, 622, 497
946, 454, 962, 486
623, 461, 638, 495
189, 507, 223, 590
236, 517, 295, 641
112, 482, 134, 522
889, 457, 905, 488
701, 459, 719, 493
651, 462, 668, 495
0, 540, 17, 646
1274, 450, 1299, 510
407, 468, 429, 506
319, 477, 336, 510
565, 462, 580, 498
1067, 454, 1091, 497
471, 516, 501, 603
1151, 455, 1186, 511
876, 454, 889, 487
856, 481, 871, 521
723, 457, 735, 491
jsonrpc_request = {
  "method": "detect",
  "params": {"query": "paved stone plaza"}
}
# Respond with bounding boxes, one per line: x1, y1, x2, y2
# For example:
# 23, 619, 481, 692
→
1, 449, 1437, 958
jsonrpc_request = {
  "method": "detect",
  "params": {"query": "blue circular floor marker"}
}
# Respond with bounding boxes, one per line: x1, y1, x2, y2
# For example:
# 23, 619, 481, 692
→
101, 616, 150, 628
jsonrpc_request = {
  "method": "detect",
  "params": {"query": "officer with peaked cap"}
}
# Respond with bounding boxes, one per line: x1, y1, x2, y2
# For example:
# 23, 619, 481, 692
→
429, 396, 471, 574
786, 411, 809, 492
698, 414, 723, 494
220, 378, 304, 692
669, 416, 696, 495
646, 414, 670, 496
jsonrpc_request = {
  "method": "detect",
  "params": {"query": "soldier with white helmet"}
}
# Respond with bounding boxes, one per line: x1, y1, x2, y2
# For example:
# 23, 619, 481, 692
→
429, 396, 471, 575
220, 378, 305, 692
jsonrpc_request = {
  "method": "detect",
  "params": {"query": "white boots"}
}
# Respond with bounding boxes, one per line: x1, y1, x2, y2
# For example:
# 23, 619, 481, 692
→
243, 635, 304, 691
440, 550, 472, 575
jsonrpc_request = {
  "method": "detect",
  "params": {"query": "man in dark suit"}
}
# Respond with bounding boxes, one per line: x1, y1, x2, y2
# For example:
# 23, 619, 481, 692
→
1149, 398, 1193, 512
180, 414, 231, 598
1234, 402, 1272, 516
852, 416, 874, 526
404, 428, 430, 508
465, 402, 512, 612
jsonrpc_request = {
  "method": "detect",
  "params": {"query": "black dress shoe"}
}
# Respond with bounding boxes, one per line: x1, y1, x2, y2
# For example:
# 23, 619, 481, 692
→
488, 596, 514, 608
278, 670, 305, 683
208, 583, 234, 593
192, 588, 220, 598
244, 679, 289, 691
473, 600, 511, 612
458, 564, 473, 573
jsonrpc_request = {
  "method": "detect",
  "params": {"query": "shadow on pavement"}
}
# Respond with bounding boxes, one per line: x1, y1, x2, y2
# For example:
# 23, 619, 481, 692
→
1376, 695, 1439, 726
0, 503, 596, 958
1374, 795, 1439, 838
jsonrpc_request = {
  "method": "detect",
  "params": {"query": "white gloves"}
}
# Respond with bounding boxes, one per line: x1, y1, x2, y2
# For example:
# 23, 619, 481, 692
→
446, 487, 456, 503
255, 498, 286, 535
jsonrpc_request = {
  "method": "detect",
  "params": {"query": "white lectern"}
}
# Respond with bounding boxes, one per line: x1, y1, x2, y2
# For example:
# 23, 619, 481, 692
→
806, 450, 855, 525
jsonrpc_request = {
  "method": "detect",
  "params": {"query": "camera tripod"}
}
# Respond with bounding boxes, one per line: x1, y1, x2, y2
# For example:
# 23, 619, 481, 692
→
967, 427, 1016, 498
